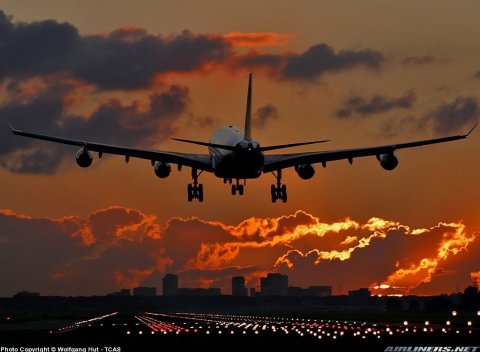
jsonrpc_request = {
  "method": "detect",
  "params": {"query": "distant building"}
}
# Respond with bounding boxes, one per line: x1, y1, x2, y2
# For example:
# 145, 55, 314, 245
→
120, 288, 131, 296
307, 286, 332, 297
133, 286, 157, 297
348, 288, 371, 298
232, 276, 248, 296
260, 273, 288, 296
177, 288, 221, 296
348, 288, 371, 305
288, 285, 332, 297
13, 291, 40, 298
163, 274, 178, 296
108, 288, 131, 297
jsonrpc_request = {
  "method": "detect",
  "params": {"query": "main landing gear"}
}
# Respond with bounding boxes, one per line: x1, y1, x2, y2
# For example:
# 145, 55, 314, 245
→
271, 170, 287, 203
224, 178, 245, 196
187, 168, 204, 202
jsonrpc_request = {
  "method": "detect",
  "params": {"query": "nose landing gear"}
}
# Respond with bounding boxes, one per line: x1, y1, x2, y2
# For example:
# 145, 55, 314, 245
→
229, 179, 245, 196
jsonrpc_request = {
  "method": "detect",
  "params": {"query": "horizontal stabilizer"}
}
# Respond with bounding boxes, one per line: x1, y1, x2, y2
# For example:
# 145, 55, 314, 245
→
172, 138, 237, 151
257, 140, 329, 152
172, 137, 329, 152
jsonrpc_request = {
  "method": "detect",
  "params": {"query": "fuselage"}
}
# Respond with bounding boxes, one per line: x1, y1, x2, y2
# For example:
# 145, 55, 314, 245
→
209, 126, 264, 179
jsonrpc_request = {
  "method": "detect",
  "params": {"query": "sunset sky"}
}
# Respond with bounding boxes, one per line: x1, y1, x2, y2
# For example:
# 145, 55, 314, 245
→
0, 1, 479, 297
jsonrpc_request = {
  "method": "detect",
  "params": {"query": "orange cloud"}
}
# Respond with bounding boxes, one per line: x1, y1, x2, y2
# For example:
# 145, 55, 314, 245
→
1, 207, 478, 296
0, 209, 32, 219
471, 271, 480, 283
72, 205, 163, 245
375, 222, 478, 293
223, 32, 295, 47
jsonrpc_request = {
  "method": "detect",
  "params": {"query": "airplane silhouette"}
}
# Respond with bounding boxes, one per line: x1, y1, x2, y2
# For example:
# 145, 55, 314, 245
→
6, 73, 477, 203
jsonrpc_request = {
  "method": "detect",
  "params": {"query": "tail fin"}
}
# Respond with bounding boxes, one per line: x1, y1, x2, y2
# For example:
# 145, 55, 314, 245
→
244, 73, 252, 141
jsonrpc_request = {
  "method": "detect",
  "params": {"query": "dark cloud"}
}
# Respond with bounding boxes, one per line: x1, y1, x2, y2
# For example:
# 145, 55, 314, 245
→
0, 207, 165, 296
252, 103, 279, 128
473, 70, 480, 79
380, 96, 479, 137
282, 44, 383, 80
336, 91, 416, 118
0, 11, 385, 88
234, 44, 384, 81
421, 96, 479, 134
402, 55, 435, 65
0, 11, 231, 90
0, 80, 190, 173
186, 114, 218, 128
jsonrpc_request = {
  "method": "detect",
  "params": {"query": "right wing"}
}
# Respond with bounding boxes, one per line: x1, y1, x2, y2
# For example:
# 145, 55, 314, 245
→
6, 122, 213, 172
263, 125, 476, 172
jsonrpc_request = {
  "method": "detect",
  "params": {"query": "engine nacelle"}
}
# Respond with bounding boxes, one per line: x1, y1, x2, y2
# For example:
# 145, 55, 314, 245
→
154, 161, 171, 178
379, 153, 398, 171
295, 164, 315, 180
76, 148, 93, 168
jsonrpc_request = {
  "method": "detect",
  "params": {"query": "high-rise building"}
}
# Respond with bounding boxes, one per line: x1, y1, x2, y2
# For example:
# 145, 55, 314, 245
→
163, 274, 178, 296
260, 273, 288, 296
232, 276, 248, 296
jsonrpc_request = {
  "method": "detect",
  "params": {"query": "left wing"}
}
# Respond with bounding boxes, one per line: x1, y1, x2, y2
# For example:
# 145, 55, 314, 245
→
263, 124, 476, 172
6, 121, 213, 172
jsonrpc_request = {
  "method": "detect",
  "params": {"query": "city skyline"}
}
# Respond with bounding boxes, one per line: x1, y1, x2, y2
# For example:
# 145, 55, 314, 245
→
1, 2, 480, 297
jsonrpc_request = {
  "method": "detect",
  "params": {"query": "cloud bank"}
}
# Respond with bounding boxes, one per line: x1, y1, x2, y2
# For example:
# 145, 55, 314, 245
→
0, 207, 477, 296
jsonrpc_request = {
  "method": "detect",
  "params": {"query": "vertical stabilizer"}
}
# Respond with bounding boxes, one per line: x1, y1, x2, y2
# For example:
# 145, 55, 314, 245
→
244, 73, 252, 140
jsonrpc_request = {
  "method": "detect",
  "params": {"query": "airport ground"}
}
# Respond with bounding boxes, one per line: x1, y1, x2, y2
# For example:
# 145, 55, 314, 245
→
0, 309, 479, 352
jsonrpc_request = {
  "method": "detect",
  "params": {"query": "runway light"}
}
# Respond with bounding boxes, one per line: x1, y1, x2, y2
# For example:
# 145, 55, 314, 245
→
446, 321, 451, 326
403, 321, 408, 326
452, 310, 457, 316
467, 321, 472, 326
425, 321, 429, 326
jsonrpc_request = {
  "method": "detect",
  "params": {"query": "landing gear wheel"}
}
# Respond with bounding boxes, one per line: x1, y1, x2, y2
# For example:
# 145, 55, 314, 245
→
197, 184, 204, 202
187, 168, 205, 202
271, 184, 277, 203
231, 184, 237, 195
270, 170, 288, 203
280, 184, 287, 203
187, 184, 193, 202
238, 184, 244, 195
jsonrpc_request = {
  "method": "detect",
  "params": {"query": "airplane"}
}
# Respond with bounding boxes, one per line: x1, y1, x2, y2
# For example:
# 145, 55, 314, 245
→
5, 73, 477, 203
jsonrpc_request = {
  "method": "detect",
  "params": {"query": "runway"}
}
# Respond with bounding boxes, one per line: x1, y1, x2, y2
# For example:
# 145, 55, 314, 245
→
1, 311, 478, 352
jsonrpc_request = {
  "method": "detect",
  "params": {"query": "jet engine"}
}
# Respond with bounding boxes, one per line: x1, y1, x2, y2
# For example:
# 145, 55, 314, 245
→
295, 164, 315, 180
378, 153, 398, 171
154, 161, 171, 178
76, 148, 93, 168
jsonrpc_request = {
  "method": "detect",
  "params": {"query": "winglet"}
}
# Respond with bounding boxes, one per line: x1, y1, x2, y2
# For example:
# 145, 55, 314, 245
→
244, 73, 252, 141
4, 118, 15, 132
466, 122, 478, 136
